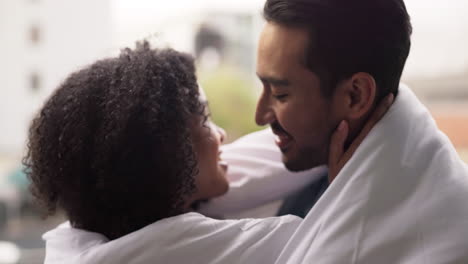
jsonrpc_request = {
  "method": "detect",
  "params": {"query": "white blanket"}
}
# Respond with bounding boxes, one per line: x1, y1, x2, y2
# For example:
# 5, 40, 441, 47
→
43, 213, 300, 264
275, 85, 468, 264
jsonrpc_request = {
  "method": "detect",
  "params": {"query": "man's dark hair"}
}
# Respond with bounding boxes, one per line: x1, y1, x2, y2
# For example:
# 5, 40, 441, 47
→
23, 41, 205, 240
264, 0, 412, 101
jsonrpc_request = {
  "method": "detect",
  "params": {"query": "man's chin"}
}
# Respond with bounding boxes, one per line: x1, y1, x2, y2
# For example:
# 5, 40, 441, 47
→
282, 152, 325, 172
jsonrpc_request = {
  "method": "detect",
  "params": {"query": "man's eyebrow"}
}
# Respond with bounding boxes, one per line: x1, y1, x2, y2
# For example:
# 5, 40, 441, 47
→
256, 74, 291, 87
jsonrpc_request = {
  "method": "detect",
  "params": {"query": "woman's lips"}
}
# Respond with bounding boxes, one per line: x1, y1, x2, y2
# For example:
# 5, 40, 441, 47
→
218, 160, 229, 172
274, 133, 293, 151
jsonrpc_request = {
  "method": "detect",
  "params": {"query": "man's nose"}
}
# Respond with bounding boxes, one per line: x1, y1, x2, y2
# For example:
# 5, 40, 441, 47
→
255, 92, 275, 126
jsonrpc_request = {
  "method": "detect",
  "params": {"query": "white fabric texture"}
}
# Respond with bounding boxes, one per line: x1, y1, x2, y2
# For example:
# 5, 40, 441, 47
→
275, 85, 468, 264
199, 128, 327, 216
43, 212, 301, 264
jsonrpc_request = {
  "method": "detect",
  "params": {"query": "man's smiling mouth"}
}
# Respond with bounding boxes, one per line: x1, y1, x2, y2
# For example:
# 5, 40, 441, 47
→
271, 121, 293, 152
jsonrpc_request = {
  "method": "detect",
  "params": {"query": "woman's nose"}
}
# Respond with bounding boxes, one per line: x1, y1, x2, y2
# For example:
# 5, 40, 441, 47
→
216, 126, 226, 143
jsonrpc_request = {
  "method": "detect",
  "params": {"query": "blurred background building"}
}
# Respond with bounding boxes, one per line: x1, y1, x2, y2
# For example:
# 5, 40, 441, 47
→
0, 0, 467, 263
1, 0, 112, 263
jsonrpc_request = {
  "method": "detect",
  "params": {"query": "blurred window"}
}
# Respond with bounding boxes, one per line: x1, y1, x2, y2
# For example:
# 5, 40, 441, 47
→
29, 25, 41, 45
29, 72, 41, 92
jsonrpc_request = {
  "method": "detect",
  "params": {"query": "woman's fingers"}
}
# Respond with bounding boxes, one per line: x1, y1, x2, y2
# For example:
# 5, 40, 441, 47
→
328, 93, 395, 182
344, 94, 394, 162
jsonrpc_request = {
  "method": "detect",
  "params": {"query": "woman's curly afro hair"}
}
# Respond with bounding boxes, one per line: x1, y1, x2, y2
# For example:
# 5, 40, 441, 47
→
24, 41, 206, 240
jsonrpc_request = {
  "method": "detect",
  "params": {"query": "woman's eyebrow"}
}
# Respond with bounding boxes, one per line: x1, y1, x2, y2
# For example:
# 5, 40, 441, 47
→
200, 100, 211, 115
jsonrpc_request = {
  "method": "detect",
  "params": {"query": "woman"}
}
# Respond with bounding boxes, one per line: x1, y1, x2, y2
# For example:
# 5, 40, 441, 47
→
25, 42, 303, 264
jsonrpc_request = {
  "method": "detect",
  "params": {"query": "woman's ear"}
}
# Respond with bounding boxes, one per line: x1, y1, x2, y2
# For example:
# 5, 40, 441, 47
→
342, 72, 377, 120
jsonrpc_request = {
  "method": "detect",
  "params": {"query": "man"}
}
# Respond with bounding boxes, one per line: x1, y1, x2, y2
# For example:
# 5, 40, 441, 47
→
204, 0, 411, 217
205, 0, 413, 218
257, 0, 468, 263
255, 0, 409, 175
207, 0, 468, 263
257, 0, 410, 216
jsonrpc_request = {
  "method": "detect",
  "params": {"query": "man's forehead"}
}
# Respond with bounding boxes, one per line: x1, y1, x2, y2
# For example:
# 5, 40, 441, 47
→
259, 23, 309, 56
257, 23, 310, 74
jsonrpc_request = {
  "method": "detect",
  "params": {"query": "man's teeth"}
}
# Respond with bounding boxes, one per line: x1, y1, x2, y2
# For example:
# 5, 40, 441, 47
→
275, 134, 289, 142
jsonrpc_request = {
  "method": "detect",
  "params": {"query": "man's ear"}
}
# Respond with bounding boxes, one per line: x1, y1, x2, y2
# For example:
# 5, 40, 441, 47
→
341, 72, 377, 120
